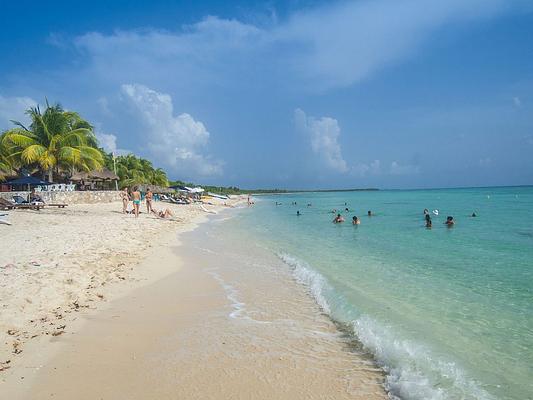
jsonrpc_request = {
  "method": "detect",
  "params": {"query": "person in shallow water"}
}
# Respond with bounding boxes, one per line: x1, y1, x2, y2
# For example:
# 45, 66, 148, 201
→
471, 212, 477, 217
424, 208, 429, 216
333, 214, 345, 223
445, 216, 455, 226
425, 214, 432, 228
352, 216, 360, 225
296, 211, 301, 216
367, 210, 372, 216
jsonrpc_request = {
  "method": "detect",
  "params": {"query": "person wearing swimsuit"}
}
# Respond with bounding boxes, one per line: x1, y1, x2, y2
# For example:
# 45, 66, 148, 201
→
120, 187, 130, 214
146, 188, 153, 214
132, 186, 141, 218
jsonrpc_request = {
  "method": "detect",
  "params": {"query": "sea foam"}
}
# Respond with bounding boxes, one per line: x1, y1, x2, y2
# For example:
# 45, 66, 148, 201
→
277, 253, 494, 400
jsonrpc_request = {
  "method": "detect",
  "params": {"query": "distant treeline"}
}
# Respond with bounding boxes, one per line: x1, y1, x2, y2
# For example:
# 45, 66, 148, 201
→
168, 180, 378, 195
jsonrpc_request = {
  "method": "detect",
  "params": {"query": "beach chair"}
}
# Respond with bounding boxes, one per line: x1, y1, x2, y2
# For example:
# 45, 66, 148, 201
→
0, 198, 14, 210
0, 197, 42, 211
45, 203, 68, 208
12, 195, 28, 204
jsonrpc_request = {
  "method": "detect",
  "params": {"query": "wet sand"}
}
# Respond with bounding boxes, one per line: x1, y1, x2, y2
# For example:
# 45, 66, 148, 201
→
2, 213, 388, 399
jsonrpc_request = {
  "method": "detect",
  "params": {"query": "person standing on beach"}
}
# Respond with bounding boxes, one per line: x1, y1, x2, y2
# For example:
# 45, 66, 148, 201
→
120, 187, 130, 214
132, 186, 141, 218
146, 188, 153, 214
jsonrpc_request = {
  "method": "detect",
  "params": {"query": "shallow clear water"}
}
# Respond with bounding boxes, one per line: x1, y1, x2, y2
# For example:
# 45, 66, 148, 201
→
226, 187, 533, 400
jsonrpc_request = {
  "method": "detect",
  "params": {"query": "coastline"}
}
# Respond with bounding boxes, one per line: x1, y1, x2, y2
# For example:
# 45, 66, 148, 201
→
1, 202, 388, 399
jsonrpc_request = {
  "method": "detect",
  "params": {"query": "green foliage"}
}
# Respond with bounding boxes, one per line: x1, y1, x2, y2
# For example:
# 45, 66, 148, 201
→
0, 132, 15, 180
110, 153, 169, 188
1, 101, 103, 182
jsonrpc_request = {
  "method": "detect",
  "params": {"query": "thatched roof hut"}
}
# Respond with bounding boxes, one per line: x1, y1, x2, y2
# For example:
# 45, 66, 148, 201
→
71, 170, 119, 182
134, 184, 175, 194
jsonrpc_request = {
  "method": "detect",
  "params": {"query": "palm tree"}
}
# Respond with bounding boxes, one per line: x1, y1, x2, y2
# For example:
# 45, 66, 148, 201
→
150, 168, 169, 186
113, 153, 169, 188
1, 102, 103, 182
0, 133, 14, 181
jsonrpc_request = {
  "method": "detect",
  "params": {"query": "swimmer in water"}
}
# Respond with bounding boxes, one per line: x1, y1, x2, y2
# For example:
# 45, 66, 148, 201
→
352, 216, 360, 225
367, 210, 372, 216
445, 216, 455, 226
297, 211, 301, 216
333, 213, 345, 223
345, 207, 349, 212
425, 214, 432, 228
471, 212, 477, 217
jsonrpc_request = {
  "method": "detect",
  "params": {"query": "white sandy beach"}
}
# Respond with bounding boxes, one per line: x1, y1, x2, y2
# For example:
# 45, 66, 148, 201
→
0, 198, 237, 372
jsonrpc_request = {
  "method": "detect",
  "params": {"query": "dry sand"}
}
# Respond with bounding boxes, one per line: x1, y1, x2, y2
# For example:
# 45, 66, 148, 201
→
0, 198, 238, 374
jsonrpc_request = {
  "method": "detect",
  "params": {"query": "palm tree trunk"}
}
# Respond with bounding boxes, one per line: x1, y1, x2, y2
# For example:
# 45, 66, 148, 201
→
48, 168, 54, 183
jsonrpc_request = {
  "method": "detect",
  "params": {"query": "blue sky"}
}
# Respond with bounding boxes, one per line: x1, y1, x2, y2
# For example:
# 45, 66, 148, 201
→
1, 0, 532, 189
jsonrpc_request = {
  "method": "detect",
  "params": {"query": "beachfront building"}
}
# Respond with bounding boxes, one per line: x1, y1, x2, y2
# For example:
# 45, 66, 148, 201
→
70, 170, 119, 191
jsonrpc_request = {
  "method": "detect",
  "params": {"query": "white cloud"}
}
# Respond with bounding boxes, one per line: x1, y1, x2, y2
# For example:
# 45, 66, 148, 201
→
280, 0, 507, 89
352, 159, 381, 177
390, 161, 420, 175
0, 95, 37, 130
513, 96, 522, 108
95, 131, 131, 156
120, 83, 222, 178
294, 108, 348, 173
68, 0, 509, 92
96, 132, 117, 153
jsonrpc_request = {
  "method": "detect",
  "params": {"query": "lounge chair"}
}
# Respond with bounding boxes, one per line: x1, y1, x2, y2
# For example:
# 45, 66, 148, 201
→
46, 203, 68, 208
0, 198, 42, 210
12, 195, 28, 204
0, 198, 14, 210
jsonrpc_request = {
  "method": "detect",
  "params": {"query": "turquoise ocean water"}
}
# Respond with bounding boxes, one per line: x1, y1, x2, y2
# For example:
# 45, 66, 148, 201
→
226, 186, 533, 399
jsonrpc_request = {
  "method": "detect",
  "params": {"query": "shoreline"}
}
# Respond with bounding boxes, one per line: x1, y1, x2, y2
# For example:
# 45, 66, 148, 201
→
2, 203, 388, 399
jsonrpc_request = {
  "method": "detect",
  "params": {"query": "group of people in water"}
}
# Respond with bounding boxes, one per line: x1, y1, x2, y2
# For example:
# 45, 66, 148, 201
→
332, 212, 368, 224
287, 200, 476, 229
423, 208, 473, 228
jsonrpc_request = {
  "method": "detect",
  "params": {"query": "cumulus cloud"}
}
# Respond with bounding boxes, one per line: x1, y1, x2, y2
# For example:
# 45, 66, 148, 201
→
0, 95, 37, 130
96, 132, 117, 153
294, 108, 348, 173
352, 159, 381, 177
120, 83, 222, 178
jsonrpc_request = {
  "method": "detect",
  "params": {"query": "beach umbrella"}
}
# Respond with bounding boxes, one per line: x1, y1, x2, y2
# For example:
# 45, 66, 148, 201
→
7, 176, 51, 191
